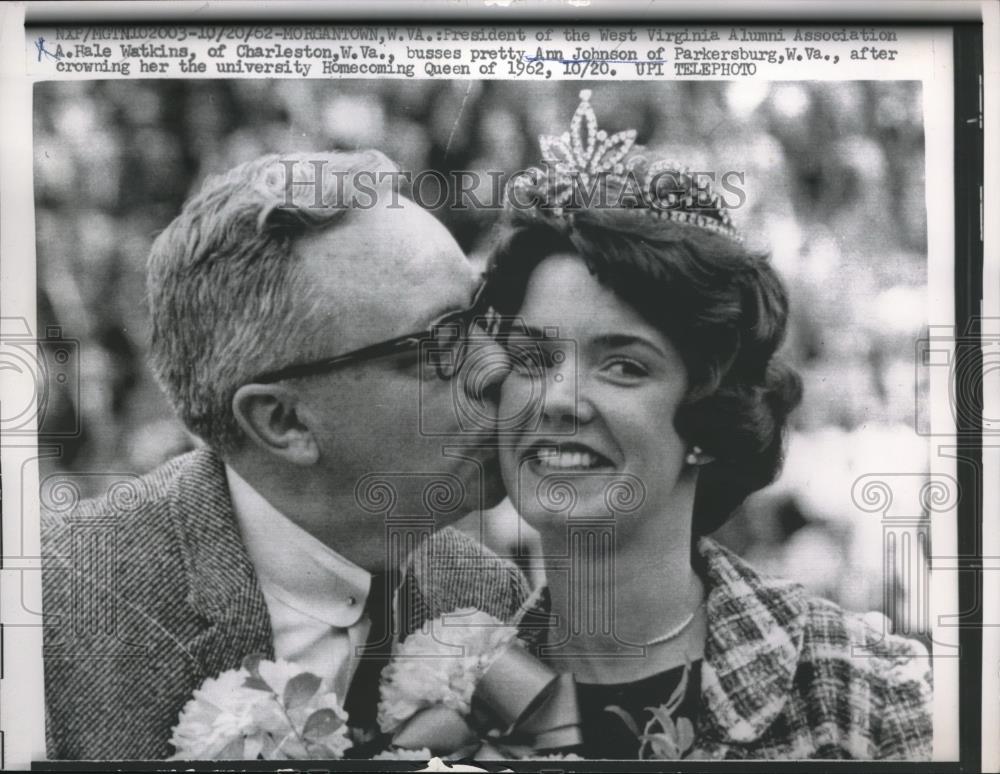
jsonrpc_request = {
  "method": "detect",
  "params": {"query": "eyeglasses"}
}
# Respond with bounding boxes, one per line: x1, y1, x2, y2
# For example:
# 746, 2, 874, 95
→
250, 282, 499, 384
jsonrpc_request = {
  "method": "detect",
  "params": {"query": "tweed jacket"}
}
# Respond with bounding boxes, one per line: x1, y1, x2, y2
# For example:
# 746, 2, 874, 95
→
690, 537, 933, 760
41, 449, 530, 761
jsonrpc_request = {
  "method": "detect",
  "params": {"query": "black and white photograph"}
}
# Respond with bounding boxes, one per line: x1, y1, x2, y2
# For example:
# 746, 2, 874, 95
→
0, 7, 992, 771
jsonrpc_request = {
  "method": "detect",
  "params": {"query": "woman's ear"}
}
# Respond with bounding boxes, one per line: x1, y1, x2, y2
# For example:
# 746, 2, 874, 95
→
232, 384, 320, 466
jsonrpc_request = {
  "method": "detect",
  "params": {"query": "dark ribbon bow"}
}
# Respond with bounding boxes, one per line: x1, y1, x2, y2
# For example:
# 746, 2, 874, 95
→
473, 643, 582, 754
390, 641, 582, 758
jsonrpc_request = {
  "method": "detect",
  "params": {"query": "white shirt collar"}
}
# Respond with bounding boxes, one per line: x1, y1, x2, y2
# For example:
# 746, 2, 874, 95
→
226, 465, 371, 628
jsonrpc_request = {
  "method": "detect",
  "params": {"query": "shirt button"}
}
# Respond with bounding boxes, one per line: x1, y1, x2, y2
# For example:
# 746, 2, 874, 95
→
347, 596, 357, 606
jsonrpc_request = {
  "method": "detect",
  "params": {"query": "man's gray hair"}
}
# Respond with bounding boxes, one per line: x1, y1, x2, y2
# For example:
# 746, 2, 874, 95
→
147, 149, 402, 454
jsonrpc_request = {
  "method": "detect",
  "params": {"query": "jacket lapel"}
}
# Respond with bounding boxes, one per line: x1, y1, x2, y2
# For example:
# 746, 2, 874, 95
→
165, 449, 274, 680
696, 537, 807, 746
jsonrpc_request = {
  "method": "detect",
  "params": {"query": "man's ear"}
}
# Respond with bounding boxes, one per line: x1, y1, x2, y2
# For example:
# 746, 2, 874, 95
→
232, 384, 320, 466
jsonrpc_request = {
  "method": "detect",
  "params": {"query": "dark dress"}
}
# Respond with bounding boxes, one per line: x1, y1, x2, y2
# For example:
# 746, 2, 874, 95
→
575, 660, 702, 759
517, 587, 703, 760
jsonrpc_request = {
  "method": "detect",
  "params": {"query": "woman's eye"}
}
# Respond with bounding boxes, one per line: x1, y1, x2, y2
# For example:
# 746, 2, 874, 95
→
604, 357, 648, 379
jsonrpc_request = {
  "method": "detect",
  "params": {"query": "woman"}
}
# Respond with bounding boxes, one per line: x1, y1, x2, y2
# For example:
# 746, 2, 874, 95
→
484, 91, 932, 760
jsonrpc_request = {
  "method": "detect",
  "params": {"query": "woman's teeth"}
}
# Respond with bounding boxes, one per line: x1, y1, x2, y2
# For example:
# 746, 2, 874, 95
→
534, 448, 607, 469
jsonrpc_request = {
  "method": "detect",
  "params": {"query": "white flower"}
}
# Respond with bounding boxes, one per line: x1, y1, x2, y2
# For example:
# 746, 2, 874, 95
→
378, 609, 518, 734
169, 657, 351, 760
169, 667, 267, 759
288, 688, 352, 759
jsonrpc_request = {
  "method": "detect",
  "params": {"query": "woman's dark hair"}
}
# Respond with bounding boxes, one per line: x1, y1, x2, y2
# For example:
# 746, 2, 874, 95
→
485, 164, 803, 535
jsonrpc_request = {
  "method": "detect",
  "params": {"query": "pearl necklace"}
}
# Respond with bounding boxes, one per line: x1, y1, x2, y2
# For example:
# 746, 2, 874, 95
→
644, 601, 706, 647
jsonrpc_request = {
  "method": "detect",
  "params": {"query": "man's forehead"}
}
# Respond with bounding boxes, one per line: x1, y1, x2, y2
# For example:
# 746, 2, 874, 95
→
308, 200, 465, 268
295, 201, 476, 338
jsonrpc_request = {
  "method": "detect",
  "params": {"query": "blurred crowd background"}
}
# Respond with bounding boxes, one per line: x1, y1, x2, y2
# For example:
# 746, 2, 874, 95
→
32, 78, 931, 644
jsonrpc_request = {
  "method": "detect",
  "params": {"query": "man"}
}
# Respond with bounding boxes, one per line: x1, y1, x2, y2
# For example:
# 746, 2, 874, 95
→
41, 150, 528, 760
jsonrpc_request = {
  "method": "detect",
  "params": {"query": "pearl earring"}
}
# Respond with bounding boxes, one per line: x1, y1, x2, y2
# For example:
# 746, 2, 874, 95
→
686, 446, 703, 465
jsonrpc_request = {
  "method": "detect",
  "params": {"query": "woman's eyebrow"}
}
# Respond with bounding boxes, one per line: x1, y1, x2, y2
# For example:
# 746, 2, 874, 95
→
590, 333, 668, 359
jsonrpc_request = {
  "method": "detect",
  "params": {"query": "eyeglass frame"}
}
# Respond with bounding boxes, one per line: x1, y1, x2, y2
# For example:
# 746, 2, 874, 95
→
248, 282, 499, 385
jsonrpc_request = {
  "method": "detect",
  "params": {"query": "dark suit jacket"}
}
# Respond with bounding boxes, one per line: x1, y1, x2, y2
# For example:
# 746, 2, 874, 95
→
41, 449, 529, 760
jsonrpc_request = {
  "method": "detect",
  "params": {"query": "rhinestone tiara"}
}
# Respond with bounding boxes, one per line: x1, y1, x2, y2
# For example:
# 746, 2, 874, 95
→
511, 89, 741, 242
